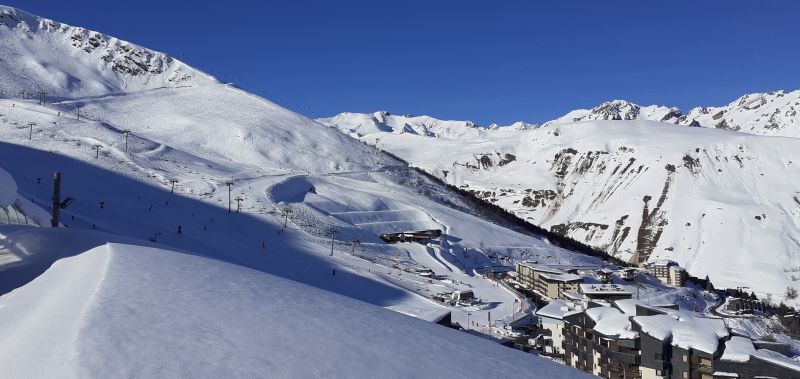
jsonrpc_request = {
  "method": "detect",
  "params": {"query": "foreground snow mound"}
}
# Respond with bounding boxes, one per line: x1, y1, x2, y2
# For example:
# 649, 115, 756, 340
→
0, 243, 588, 378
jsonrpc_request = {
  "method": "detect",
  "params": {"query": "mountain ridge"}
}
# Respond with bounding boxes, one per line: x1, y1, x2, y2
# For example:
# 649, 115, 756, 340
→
321, 98, 800, 304
322, 89, 800, 139
0, 5, 217, 99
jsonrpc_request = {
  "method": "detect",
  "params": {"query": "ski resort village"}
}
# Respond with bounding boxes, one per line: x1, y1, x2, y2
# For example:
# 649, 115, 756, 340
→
1, 3, 800, 379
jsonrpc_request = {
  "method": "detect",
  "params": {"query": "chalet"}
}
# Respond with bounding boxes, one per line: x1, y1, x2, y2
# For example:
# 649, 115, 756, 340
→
597, 268, 615, 283
618, 267, 637, 281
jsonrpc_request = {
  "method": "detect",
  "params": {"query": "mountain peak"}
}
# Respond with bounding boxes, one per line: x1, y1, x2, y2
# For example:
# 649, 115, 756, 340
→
0, 5, 217, 98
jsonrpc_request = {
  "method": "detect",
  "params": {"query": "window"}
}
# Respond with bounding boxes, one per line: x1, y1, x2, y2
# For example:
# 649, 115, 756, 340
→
655, 353, 663, 360
682, 353, 688, 362
655, 369, 664, 376
682, 371, 688, 379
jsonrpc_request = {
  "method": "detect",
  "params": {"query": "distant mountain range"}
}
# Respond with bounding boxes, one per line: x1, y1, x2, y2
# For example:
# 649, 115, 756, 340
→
320, 90, 800, 303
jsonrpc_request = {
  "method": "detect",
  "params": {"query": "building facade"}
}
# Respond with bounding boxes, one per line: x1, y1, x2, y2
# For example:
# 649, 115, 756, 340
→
645, 260, 687, 287
515, 262, 582, 299
538, 299, 800, 379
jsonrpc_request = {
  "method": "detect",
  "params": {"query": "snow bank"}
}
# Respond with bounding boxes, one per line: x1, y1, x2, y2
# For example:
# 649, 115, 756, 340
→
0, 243, 591, 378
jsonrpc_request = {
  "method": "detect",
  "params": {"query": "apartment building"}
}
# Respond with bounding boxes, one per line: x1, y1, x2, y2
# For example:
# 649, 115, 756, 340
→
514, 262, 582, 299
540, 298, 800, 379
644, 260, 687, 287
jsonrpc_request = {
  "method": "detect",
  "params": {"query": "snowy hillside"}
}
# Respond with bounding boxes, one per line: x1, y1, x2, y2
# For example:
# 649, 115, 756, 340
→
0, 5, 215, 98
681, 90, 800, 138
322, 113, 800, 305
0, 240, 590, 378
0, 5, 604, 376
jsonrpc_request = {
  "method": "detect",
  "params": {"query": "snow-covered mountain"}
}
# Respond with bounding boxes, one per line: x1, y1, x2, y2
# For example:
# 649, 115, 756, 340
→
321, 93, 800, 305
0, 5, 602, 375
681, 90, 800, 138
0, 6, 215, 98
324, 90, 800, 141
542, 91, 800, 137
542, 100, 683, 126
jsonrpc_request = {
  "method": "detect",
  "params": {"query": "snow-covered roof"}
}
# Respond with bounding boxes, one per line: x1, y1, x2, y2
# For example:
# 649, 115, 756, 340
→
580, 283, 633, 295
753, 348, 800, 372
536, 299, 584, 320
585, 306, 637, 339
540, 272, 582, 283
632, 312, 729, 354
613, 299, 676, 316
516, 261, 564, 275
0, 243, 591, 378
646, 259, 678, 267
613, 299, 641, 315
562, 291, 587, 301
720, 336, 757, 362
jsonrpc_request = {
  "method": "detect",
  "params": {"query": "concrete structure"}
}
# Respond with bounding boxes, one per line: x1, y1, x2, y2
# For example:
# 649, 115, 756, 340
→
580, 283, 634, 302
535, 299, 584, 355
515, 262, 582, 299
645, 260, 686, 287
550, 299, 800, 379
724, 297, 766, 314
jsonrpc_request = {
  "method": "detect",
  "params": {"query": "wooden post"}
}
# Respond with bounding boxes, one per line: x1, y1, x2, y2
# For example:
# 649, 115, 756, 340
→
51, 172, 61, 227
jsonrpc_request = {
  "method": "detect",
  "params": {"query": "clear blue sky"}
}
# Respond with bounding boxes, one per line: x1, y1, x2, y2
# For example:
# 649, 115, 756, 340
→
8, 1, 800, 125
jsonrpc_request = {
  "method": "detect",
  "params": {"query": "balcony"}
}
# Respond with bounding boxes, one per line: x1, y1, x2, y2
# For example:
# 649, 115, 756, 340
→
607, 350, 640, 365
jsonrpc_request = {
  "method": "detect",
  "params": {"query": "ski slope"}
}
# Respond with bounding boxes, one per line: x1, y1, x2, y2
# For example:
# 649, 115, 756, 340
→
0, 6, 604, 375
